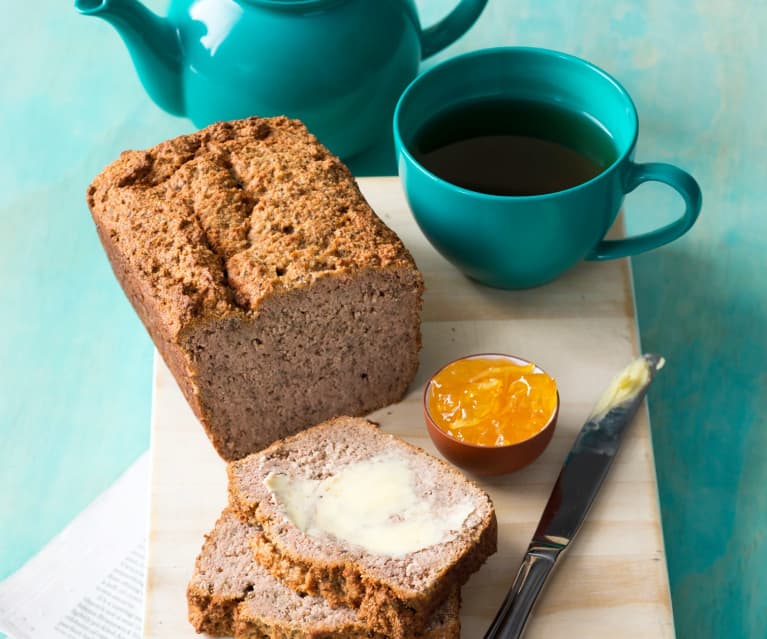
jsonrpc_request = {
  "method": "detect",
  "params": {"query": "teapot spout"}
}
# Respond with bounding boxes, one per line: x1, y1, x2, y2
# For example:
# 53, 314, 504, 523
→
75, 0, 184, 116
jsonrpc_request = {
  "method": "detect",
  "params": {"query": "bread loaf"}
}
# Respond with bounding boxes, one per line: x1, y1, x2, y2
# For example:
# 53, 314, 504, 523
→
187, 508, 461, 638
87, 117, 424, 460
228, 417, 498, 638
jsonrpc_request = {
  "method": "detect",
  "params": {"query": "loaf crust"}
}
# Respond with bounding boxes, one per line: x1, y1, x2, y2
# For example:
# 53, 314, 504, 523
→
87, 117, 424, 460
187, 508, 461, 638
228, 417, 498, 638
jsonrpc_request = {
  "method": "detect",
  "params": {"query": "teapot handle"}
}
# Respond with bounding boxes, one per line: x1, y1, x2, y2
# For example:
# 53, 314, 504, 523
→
419, 0, 488, 59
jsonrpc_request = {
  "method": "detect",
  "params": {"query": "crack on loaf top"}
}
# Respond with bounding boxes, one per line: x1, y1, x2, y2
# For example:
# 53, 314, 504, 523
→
88, 117, 418, 328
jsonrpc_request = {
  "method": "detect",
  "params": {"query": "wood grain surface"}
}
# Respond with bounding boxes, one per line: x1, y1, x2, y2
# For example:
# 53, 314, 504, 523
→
145, 178, 673, 638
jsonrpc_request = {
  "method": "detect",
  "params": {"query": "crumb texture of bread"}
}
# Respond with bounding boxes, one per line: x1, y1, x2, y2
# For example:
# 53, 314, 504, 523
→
228, 417, 497, 637
187, 509, 261, 636
87, 117, 424, 460
188, 509, 460, 639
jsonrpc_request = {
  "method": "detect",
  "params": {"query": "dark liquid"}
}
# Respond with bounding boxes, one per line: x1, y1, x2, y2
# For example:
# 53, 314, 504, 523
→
412, 99, 618, 196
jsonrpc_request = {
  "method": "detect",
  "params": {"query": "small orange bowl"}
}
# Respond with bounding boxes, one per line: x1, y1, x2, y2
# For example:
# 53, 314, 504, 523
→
423, 353, 559, 476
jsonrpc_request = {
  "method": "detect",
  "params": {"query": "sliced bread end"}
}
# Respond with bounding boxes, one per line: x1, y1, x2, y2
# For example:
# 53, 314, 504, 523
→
188, 508, 462, 638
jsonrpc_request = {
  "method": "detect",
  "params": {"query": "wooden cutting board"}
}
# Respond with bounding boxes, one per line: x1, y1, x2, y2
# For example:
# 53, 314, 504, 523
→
144, 177, 674, 638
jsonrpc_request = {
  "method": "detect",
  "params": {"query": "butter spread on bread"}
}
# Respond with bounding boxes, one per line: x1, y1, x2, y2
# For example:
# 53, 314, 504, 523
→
264, 453, 476, 556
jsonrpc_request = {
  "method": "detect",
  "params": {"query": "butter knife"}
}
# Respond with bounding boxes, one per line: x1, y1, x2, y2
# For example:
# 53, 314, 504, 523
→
483, 353, 665, 639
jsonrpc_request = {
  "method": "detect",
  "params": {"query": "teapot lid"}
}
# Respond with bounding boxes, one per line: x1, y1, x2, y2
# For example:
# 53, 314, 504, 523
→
244, 0, 349, 7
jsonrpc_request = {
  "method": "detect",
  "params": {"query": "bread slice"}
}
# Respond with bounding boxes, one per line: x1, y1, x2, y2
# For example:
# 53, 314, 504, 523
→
87, 117, 424, 461
187, 508, 461, 638
188, 508, 259, 635
228, 417, 497, 638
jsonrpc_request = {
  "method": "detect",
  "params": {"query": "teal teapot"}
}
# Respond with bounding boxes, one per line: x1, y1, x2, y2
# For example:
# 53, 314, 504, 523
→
75, 0, 487, 157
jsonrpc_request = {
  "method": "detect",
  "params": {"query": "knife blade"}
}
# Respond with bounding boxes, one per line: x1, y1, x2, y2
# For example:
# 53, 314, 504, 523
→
483, 353, 665, 639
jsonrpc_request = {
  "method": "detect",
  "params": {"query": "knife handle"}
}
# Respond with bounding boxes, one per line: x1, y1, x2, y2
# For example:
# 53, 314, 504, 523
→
483, 544, 561, 639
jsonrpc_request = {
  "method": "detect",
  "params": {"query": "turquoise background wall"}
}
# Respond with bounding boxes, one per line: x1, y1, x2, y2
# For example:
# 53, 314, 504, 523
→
1, 1, 765, 637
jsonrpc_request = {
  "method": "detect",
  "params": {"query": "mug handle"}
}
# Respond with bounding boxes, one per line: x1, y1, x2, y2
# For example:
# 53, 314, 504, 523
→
587, 162, 702, 261
419, 0, 488, 59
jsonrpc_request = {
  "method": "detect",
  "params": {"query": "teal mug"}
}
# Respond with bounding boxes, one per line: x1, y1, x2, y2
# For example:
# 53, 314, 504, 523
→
393, 47, 702, 289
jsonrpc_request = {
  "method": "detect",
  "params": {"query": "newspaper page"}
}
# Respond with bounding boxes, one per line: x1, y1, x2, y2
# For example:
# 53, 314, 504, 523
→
0, 453, 149, 639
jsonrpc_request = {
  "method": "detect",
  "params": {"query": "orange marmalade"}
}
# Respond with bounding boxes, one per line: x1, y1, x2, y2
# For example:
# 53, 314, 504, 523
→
427, 357, 557, 447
